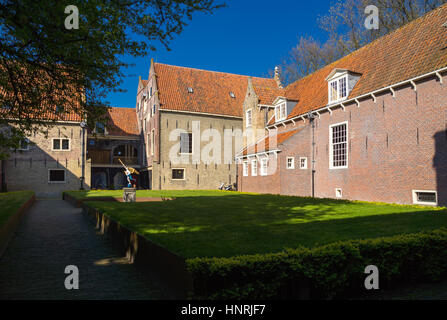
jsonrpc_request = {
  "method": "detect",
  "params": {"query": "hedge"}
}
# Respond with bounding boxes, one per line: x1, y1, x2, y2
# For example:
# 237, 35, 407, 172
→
186, 228, 447, 299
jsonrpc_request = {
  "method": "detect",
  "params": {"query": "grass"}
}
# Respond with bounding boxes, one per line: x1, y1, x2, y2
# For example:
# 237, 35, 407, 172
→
0, 191, 34, 227
66, 190, 447, 259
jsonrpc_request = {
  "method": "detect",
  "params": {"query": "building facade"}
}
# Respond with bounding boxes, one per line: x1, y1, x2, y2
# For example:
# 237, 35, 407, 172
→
237, 5, 447, 207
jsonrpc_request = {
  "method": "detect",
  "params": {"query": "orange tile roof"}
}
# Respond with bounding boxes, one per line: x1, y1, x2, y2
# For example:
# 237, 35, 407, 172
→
241, 128, 302, 156
280, 3, 447, 121
104, 107, 139, 136
154, 63, 280, 117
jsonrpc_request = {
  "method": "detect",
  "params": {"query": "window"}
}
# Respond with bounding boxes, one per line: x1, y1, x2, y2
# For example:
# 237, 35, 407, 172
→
251, 160, 258, 176
275, 103, 287, 122
143, 119, 147, 133
229, 92, 235, 98
329, 76, 349, 103
152, 104, 156, 116
413, 190, 437, 206
49, 169, 66, 183
180, 132, 193, 154
95, 122, 106, 134
300, 157, 308, 169
187, 87, 194, 93
246, 109, 252, 127
335, 188, 343, 198
150, 87, 153, 98
260, 158, 268, 176
243, 161, 248, 176
172, 169, 185, 180
330, 122, 348, 169
18, 138, 30, 151
151, 129, 155, 156
286, 157, 294, 169
52, 138, 70, 151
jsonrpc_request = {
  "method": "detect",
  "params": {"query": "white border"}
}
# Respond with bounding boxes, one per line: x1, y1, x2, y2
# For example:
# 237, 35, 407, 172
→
299, 157, 308, 169
329, 121, 348, 170
286, 157, 294, 169
251, 159, 258, 176
412, 190, 438, 206
171, 168, 186, 181
335, 188, 343, 198
52, 138, 71, 152
243, 161, 248, 177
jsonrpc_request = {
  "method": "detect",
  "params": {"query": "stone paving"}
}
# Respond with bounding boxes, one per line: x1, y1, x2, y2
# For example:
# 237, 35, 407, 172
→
0, 200, 171, 300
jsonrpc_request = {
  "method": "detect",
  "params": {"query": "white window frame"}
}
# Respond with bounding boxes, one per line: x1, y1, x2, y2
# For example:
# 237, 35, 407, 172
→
300, 157, 308, 170
246, 109, 252, 128
275, 102, 287, 122
329, 121, 348, 169
179, 132, 193, 155
18, 138, 30, 151
172, 168, 186, 181
48, 169, 66, 184
260, 158, 268, 176
286, 157, 294, 169
335, 188, 343, 198
52, 138, 71, 152
243, 161, 248, 177
412, 190, 438, 206
251, 159, 258, 176
328, 75, 349, 104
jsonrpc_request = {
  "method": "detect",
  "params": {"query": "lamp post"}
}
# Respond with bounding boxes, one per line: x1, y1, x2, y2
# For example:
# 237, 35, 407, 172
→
80, 121, 87, 190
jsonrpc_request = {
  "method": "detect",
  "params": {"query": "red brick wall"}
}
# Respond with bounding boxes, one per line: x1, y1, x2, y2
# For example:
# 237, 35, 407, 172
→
239, 72, 447, 206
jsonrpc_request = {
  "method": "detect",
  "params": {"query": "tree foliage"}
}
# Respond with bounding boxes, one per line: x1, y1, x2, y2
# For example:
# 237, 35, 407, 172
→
0, 0, 223, 158
282, 0, 447, 84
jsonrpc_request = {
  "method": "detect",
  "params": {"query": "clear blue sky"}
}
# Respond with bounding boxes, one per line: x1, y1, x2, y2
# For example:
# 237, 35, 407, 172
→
108, 0, 332, 108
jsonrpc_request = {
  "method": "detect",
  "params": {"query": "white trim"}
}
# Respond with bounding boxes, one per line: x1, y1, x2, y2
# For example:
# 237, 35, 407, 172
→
390, 87, 396, 98
179, 132, 193, 155
235, 149, 281, 160
412, 190, 438, 206
267, 66, 447, 129
299, 157, 308, 170
436, 72, 443, 84
48, 169, 66, 184
251, 159, 258, 176
51, 138, 71, 152
335, 188, 343, 199
260, 158, 268, 176
286, 157, 295, 169
171, 168, 186, 181
243, 161, 248, 177
329, 121, 348, 170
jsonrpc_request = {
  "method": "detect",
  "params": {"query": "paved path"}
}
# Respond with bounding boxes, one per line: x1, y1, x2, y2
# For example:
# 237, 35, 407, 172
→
0, 200, 171, 300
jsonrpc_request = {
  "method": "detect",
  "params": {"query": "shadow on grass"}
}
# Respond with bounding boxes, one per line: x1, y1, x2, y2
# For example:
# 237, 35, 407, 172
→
85, 194, 447, 259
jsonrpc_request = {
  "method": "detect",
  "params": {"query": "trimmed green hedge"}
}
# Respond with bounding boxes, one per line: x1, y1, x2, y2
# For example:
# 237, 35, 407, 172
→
186, 228, 447, 299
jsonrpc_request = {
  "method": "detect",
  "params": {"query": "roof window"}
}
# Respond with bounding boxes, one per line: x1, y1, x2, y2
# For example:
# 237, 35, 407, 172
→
187, 87, 194, 93
229, 92, 235, 98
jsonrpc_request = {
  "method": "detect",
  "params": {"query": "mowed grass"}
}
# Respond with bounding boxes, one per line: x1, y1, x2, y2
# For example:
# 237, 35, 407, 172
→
67, 190, 447, 259
0, 191, 34, 227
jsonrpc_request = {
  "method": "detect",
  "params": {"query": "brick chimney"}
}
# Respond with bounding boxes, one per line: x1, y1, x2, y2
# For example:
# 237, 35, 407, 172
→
274, 66, 283, 89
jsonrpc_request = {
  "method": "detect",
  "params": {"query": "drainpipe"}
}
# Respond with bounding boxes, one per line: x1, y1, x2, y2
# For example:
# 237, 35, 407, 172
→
308, 112, 316, 198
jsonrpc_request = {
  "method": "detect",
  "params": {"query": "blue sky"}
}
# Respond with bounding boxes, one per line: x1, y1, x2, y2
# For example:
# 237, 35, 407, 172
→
108, 0, 332, 108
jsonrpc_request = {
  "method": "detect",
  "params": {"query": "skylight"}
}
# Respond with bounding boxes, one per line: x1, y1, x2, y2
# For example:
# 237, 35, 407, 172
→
187, 87, 194, 93
229, 92, 235, 98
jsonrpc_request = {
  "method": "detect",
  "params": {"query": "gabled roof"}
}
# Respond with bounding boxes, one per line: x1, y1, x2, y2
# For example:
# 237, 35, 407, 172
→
153, 63, 280, 117
280, 3, 447, 122
89, 107, 139, 137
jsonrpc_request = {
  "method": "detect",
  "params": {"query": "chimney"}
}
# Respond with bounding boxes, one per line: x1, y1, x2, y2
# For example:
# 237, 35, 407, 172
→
274, 66, 283, 89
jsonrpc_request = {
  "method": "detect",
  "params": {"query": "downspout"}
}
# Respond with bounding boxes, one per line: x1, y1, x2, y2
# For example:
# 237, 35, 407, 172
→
308, 112, 316, 198
80, 121, 87, 190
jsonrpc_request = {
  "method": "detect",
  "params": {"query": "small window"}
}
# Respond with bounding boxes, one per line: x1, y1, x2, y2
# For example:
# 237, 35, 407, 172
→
251, 160, 258, 176
330, 122, 348, 169
275, 103, 287, 122
152, 104, 156, 116
180, 133, 193, 154
413, 190, 437, 206
229, 92, 235, 98
53, 138, 70, 151
150, 87, 153, 97
49, 169, 66, 183
260, 158, 268, 176
329, 75, 349, 103
18, 138, 30, 151
335, 188, 342, 198
300, 157, 308, 169
172, 169, 185, 180
243, 161, 248, 177
187, 87, 194, 93
286, 157, 294, 169
246, 109, 252, 127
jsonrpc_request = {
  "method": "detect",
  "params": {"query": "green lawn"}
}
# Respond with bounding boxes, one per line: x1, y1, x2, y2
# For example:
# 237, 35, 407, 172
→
0, 191, 34, 227
67, 190, 447, 259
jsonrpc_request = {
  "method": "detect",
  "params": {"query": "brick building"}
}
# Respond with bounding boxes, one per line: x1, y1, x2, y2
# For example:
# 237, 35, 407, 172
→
237, 4, 447, 206
136, 61, 280, 190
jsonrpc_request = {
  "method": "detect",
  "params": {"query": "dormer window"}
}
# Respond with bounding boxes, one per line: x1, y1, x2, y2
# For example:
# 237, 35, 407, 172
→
326, 69, 361, 104
275, 102, 287, 122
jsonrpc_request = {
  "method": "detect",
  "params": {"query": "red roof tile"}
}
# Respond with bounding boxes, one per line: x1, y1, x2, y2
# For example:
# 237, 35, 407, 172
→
154, 63, 280, 117
281, 3, 447, 122
104, 107, 139, 136
241, 128, 302, 156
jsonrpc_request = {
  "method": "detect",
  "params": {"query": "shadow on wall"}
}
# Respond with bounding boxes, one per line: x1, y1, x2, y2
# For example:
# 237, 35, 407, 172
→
433, 130, 447, 207
4, 143, 89, 199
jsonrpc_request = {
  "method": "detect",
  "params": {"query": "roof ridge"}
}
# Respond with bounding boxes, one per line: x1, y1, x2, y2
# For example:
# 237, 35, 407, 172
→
154, 62, 273, 82
285, 3, 447, 91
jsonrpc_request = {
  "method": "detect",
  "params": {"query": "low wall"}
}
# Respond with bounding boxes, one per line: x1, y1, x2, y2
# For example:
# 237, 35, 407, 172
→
0, 194, 36, 257
80, 202, 194, 298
